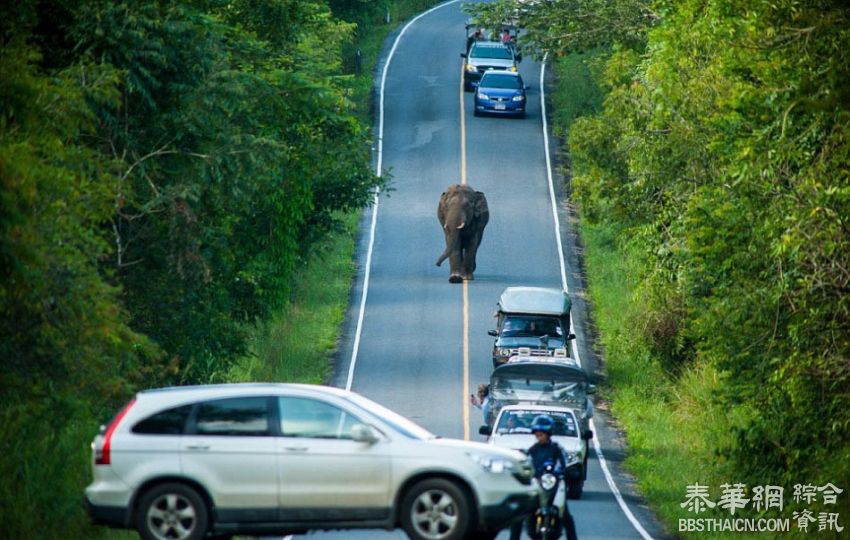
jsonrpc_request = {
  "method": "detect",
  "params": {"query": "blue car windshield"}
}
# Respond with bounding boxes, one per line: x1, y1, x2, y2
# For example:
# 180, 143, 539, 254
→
471, 46, 513, 60
481, 74, 522, 90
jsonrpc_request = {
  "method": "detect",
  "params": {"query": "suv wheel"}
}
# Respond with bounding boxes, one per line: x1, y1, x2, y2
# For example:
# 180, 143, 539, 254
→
400, 479, 472, 540
136, 483, 208, 540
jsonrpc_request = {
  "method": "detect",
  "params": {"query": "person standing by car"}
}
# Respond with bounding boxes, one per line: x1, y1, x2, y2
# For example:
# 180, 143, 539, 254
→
509, 415, 578, 540
470, 383, 491, 426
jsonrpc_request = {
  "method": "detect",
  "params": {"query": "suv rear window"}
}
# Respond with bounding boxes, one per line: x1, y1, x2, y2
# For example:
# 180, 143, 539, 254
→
194, 397, 271, 436
132, 404, 192, 435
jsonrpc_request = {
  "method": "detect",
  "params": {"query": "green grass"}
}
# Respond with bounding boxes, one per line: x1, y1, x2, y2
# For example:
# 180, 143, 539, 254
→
551, 57, 815, 538
230, 212, 359, 383
578, 224, 732, 532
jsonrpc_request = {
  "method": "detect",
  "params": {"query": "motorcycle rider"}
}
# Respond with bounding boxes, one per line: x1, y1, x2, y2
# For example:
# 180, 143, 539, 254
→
510, 415, 578, 540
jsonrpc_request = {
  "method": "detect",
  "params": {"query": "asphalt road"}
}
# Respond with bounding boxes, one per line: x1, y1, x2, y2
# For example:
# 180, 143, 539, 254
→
305, 1, 668, 539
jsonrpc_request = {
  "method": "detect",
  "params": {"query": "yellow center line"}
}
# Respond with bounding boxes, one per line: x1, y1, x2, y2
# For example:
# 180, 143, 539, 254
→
460, 62, 470, 441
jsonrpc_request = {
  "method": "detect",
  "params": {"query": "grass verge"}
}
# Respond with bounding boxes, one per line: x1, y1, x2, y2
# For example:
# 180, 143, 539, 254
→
551, 54, 802, 538
578, 223, 741, 538
230, 212, 359, 383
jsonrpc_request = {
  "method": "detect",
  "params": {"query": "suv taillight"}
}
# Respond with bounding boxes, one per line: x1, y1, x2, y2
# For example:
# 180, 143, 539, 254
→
95, 399, 136, 465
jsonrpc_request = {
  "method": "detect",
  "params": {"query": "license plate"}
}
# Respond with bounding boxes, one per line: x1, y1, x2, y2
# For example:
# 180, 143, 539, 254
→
495, 104, 506, 110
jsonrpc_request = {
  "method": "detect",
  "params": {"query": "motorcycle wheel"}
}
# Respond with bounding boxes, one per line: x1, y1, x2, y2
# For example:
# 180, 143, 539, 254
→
526, 513, 544, 540
545, 515, 562, 540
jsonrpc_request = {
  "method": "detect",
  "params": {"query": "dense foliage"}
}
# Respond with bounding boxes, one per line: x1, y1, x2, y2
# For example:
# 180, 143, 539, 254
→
1, 0, 383, 537
470, 0, 850, 497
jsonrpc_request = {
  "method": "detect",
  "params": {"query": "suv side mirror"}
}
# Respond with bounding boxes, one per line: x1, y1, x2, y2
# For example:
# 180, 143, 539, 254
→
351, 424, 379, 444
587, 384, 597, 395
565, 333, 576, 341
478, 425, 492, 436
582, 430, 594, 441
487, 330, 498, 337
516, 53, 523, 63
460, 52, 467, 58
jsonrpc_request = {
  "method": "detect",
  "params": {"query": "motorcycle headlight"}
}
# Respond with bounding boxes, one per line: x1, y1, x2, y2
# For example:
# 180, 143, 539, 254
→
512, 94, 525, 101
540, 473, 558, 491
477, 93, 489, 100
468, 453, 516, 474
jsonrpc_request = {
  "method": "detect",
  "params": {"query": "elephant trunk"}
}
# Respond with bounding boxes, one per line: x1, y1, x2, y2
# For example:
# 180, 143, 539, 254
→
435, 248, 450, 267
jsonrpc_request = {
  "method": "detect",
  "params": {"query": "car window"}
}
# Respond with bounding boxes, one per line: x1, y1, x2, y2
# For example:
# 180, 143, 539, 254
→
501, 315, 563, 337
344, 393, 435, 440
132, 404, 192, 435
471, 45, 513, 60
481, 74, 522, 89
194, 397, 271, 436
278, 397, 361, 439
497, 410, 578, 437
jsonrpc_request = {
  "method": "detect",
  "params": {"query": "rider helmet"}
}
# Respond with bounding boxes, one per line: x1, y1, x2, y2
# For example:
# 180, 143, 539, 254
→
530, 414, 555, 435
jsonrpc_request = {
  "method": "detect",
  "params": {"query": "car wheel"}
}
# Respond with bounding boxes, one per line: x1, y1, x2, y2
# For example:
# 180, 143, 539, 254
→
400, 478, 472, 540
567, 477, 584, 500
136, 483, 208, 540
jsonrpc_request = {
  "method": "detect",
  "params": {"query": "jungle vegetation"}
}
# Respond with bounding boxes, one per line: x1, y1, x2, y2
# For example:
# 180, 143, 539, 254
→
0, 0, 415, 537
470, 0, 849, 534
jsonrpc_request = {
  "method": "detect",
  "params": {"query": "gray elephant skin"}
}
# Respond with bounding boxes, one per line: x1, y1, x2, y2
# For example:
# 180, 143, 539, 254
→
436, 184, 489, 283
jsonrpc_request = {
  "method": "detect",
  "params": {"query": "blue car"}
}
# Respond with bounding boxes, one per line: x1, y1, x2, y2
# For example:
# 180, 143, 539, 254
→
473, 71, 527, 118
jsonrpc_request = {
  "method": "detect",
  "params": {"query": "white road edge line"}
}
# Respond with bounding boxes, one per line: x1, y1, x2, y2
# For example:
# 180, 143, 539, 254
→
540, 55, 655, 540
345, 0, 462, 391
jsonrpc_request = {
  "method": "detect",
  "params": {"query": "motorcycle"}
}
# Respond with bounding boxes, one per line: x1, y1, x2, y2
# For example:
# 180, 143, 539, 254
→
527, 460, 564, 540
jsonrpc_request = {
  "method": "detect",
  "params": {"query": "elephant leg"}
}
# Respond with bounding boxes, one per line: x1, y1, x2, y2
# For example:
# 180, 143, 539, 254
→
473, 229, 485, 272
448, 249, 464, 283
462, 242, 480, 280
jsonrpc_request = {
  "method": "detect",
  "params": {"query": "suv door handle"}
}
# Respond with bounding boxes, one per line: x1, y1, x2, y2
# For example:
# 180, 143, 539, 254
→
284, 446, 308, 452
186, 443, 210, 451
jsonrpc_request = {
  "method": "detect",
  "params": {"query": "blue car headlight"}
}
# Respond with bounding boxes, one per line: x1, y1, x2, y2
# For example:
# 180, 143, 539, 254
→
477, 92, 490, 100
512, 94, 525, 101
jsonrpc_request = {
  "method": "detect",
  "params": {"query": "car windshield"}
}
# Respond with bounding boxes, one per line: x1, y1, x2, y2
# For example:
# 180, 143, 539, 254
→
496, 409, 578, 437
471, 46, 513, 60
345, 393, 435, 440
500, 315, 563, 337
481, 74, 521, 89
491, 377, 586, 404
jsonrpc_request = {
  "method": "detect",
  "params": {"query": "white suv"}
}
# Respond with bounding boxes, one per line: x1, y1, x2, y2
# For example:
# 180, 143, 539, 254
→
85, 383, 538, 540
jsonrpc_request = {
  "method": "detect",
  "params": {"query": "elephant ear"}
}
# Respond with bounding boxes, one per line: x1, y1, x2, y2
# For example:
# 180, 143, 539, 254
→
474, 191, 489, 224
437, 191, 448, 225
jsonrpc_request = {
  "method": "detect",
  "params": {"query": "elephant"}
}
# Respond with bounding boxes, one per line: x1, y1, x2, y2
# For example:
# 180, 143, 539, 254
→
436, 184, 489, 283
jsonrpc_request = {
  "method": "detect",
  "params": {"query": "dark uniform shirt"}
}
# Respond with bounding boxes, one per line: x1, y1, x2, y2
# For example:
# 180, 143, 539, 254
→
527, 440, 566, 476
